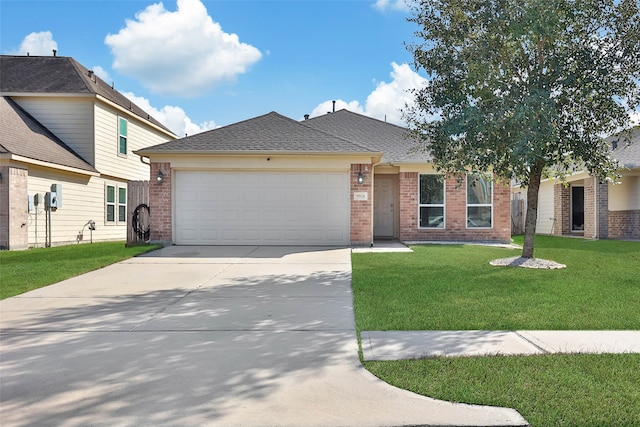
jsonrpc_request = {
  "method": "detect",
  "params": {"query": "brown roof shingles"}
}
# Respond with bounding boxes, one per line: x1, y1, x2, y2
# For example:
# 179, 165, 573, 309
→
301, 109, 431, 164
137, 111, 379, 154
0, 96, 98, 173
609, 127, 640, 170
0, 55, 175, 136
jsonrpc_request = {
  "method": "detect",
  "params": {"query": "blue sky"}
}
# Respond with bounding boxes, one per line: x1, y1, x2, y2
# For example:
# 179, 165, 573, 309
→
1, 0, 428, 136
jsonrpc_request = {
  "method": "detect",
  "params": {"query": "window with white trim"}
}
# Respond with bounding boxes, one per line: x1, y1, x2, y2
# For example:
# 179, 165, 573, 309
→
118, 117, 128, 156
118, 187, 127, 222
419, 174, 445, 228
106, 185, 116, 223
106, 185, 127, 224
467, 174, 492, 228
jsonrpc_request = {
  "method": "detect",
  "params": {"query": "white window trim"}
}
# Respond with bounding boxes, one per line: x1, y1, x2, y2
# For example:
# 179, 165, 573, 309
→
418, 173, 446, 229
118, 116, 128, 157
117, 186, 127, 224
466, 173, 493, 229
106, 184, 116, 224
105, 184, 127, 225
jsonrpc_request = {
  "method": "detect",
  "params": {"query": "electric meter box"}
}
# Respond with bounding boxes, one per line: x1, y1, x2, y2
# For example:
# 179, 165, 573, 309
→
50, 184, 62, 208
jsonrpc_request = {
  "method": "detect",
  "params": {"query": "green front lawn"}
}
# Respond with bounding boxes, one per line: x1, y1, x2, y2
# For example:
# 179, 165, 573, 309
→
366, 353, 640, 427
352, 236, 640, 427
352, 236, 640, 330
0, 242, 161, 299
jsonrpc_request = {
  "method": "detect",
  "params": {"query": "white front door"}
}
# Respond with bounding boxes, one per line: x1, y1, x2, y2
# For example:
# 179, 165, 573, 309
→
374, 176, 395, 238
174, 171, 350, 245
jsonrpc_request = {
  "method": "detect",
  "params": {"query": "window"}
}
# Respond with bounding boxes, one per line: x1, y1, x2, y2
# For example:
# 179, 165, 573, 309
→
419, 174, 445, 228
106, 185, 116, 223
118, 187, 127, 222
118, 117, 127, 155
467, 174, 492, 228
106, 185, 127, 224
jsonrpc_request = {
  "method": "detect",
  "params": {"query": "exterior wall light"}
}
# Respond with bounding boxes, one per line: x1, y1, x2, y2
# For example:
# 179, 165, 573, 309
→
357, 170, 365, 185
156, 170, 164, 183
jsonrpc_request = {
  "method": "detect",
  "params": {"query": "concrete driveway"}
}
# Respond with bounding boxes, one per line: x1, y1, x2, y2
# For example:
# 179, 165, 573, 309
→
0, 246, 527, 427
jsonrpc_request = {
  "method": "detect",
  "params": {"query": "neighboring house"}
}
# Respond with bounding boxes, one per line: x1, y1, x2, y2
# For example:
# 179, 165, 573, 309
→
136, 109, 511, 246
511, 127, 640, 239
0, 55, 176, 249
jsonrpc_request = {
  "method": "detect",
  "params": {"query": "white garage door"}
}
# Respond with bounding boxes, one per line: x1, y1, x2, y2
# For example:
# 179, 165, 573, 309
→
174, 171, 350, 245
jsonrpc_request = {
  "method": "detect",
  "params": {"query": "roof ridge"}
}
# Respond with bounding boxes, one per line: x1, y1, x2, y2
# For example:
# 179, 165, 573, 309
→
67, 57, 94, 93
298, 113, 381, 153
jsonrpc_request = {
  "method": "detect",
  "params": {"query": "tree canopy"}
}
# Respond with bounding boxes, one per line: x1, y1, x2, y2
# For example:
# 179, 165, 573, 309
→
404, 0, 640, 258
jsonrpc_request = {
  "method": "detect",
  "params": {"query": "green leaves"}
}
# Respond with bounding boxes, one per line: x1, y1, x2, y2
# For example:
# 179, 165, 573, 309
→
405, 0, 640, 185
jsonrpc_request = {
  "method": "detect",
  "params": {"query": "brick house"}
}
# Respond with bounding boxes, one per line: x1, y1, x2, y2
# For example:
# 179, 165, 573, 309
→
512, 127, 640, 240
0, 55, 176, 249
136, 109, 511, 246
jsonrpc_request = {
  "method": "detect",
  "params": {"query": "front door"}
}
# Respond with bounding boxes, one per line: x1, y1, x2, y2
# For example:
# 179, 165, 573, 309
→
374, 176, 395, 238
571, 186, 584, 231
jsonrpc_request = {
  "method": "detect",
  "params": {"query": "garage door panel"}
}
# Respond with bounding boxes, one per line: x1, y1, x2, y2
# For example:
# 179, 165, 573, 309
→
175, 171, 350, 245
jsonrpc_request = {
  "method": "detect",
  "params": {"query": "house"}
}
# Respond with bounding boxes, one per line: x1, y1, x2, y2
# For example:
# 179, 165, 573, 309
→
136, 109, 511, 246
511, 127, 640, 239
0, 55, 176, 249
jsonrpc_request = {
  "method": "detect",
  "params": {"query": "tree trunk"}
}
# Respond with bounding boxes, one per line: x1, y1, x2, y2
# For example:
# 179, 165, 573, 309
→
522, 161, 545, 259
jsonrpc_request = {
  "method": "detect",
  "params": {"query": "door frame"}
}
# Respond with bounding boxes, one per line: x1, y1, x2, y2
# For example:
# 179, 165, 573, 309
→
373, 174, 399, 239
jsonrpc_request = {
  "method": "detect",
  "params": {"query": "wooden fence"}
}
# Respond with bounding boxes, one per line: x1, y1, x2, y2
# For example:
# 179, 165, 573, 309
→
127, 180, 150, 246
511, 198, 525, 235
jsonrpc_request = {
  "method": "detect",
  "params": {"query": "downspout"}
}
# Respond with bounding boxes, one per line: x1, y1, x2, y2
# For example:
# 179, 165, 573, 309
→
369, 158, 384, 247
592, 176, 598, 239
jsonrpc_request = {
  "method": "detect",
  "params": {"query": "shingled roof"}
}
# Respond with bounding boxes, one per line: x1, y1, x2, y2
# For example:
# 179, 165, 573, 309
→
301, 109, 431, 164
609, 127, 640, 170
0, 96, 98, 173
0, 55, 175, 136
137, 111, 379, 155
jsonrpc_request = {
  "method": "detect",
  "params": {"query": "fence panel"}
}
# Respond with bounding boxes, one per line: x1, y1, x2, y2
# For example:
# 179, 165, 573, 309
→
127, 180, 150, 246
511, 199, 524, 235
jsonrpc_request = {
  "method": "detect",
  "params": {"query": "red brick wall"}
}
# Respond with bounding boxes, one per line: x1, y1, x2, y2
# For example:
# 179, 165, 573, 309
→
350, 164, 373, 246
584, 178, 609, 238
554, 183, 571, 235
399, 172, 511, 243
149, 162, 172, 243
609, 210, 640, 239
0, 166, 29, 250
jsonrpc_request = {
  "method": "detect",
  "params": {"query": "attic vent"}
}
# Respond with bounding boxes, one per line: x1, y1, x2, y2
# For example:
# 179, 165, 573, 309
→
612, 139, 618, 150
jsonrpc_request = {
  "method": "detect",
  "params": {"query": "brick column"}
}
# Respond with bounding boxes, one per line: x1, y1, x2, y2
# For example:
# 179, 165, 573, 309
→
554, 184, 571, 235
399, 171, 418, 241
350, 164, 372, 246
149, 162, 172, 243
585, 177, 609, 239
0, 166, 29, 250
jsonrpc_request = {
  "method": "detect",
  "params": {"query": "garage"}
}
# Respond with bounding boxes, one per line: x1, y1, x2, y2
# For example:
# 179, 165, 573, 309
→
174, 171, 351, 245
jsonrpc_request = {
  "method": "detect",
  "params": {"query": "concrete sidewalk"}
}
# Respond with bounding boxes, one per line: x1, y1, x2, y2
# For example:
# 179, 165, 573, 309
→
0, 246, 529, 427
361, 330, 640, 360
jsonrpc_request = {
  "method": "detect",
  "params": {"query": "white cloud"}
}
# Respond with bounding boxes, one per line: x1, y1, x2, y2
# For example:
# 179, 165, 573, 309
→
309, 62, 427, 126
91, 65, 111, 82
373, 0, 411, 12
105, 0, 262, 97
122, 91, 217, 136
16, 31, 58, 56
630, 109, 640, 127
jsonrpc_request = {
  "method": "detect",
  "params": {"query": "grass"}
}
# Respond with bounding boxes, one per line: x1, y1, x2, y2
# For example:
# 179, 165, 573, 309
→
0, 242, 161, 299
352, 236, 640, 427
352, 235, 640, 330
365, 354, 640, 427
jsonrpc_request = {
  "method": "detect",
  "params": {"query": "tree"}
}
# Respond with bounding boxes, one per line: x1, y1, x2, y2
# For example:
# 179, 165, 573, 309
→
404, 0, 640, 258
